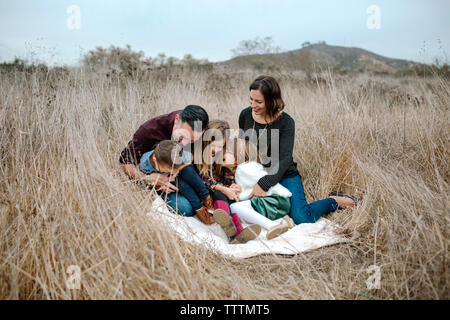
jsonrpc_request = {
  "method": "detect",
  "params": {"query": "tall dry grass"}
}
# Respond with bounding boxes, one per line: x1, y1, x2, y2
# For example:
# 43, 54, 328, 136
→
0, 66, 448, 299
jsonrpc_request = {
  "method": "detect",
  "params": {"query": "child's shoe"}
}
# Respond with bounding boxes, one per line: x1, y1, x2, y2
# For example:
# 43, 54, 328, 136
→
202, 195, 214, 211
282, 215, 296, 229
231, 224, 261, 244
195, 207, 215, 225
213, 209, 237, 237
266, 220, 292, 240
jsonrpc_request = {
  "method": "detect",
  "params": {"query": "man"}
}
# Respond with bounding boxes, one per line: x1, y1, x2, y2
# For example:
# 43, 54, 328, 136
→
119, 105, 209, 216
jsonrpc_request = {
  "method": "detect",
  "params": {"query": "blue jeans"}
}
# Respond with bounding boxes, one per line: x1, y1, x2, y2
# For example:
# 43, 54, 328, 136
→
158, 165, 209, 214
176, 165, 210, 211
279, 174, 339, 225
157, 191, 195, 217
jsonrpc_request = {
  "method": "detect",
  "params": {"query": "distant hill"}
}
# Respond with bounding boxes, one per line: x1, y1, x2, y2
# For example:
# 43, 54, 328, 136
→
218, 43, 418, 74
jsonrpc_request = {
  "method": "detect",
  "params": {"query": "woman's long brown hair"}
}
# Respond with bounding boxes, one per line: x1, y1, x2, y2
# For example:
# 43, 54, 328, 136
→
195, 120, 230, 177
249, 75, 285, 123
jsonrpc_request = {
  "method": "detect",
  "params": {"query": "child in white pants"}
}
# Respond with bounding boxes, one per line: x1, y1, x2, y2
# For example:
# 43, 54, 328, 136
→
221, 138, 295, 240
230, 201, 294, 240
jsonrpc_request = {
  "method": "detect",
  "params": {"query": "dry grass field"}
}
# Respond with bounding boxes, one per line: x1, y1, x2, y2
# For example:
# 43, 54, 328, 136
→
0, 65, 448, 299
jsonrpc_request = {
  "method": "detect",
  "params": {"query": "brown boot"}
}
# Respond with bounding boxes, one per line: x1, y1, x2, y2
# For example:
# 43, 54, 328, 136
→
195, 206, 215, 225
202, 195, 214, 211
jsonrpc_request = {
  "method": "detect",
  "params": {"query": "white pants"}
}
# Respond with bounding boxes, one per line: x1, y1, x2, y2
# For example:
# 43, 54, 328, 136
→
230, 200, 283, 231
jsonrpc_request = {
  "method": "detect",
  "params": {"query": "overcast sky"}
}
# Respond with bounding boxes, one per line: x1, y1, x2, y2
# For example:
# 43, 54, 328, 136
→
0, 0, 448, 66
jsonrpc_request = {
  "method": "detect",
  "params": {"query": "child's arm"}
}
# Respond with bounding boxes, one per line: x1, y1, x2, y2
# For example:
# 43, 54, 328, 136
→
200, 171, 220, 191
173, 152, 193, 176
229, 183, 242, 194
214, 183, 240, 202
177, 161, 192, 171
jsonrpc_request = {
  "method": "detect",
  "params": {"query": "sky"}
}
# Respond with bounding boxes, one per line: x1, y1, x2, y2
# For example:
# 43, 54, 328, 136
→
0, 0, 448, 66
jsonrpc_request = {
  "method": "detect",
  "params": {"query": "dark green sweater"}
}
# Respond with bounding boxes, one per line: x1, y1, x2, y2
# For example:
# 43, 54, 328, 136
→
238, 106, 300, 191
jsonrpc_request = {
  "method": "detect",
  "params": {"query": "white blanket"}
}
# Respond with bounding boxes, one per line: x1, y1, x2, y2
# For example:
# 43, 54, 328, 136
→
149, 196, 348, 259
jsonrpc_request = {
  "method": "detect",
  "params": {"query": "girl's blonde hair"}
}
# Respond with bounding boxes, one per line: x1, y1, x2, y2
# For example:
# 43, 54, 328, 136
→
226, 137, 260, 167
213, 137, 260, 178
195, 120, 230, 177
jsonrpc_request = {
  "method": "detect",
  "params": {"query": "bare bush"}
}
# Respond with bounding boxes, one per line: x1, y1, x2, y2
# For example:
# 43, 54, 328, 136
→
231, 36, 282, 57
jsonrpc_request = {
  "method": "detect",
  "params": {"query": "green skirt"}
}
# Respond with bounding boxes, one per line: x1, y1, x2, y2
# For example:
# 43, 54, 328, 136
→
250, 194, 291, 220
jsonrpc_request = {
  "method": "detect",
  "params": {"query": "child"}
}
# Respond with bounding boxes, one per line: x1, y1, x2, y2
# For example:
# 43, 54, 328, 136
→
196, 120, 262, 244
222, 138, 296, 240
140, 140, 214, 225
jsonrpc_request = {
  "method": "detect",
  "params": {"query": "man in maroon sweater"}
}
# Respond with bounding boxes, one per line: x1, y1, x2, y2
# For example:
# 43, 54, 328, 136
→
119, 105, 209, 216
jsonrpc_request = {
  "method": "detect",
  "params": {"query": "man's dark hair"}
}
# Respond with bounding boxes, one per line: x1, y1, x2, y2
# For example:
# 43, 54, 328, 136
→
179, 105, 209, 132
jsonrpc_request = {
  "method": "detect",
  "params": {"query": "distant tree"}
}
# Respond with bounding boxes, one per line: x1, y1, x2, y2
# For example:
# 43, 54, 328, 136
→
81, 45, 211, 74
231, 36, 281, 57
180, 54, 212, 70
82, 44, 150, 75
181, 54, 196, 66
156, 53, 167, 67
301, 41, 311, 48
166, 56, 179, 67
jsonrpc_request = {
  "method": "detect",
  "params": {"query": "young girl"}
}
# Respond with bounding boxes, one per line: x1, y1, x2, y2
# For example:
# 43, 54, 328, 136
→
222, 138, 296, 240
196, 120, 262, 244
140, 140, 214, 225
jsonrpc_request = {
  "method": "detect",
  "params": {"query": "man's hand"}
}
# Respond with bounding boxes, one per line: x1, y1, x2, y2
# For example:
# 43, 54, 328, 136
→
147, 173, 179, 193
168, 171, 179, 182
120, 164, 178, 194
155, 181, 178, 194
248, 183, 267, 199
147, 172, 170, 185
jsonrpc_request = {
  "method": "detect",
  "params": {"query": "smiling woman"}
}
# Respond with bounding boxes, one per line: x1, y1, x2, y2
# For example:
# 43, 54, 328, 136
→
239, 75, 357, 225
249, 76, 285, 123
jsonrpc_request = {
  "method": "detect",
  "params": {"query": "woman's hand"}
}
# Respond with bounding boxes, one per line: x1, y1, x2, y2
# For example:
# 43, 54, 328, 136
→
248, 183, 266, 199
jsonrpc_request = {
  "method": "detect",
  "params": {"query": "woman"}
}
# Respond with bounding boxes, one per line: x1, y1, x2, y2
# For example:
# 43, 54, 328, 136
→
238, 75, 356, 225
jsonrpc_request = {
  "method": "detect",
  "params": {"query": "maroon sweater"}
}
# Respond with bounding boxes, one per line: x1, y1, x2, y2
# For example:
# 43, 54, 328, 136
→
119, 110, 181, 165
